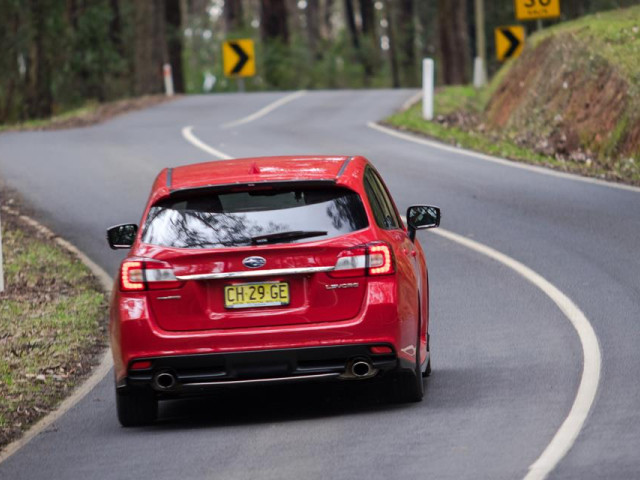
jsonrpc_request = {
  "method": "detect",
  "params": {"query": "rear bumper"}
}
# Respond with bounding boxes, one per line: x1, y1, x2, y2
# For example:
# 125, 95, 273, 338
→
110, 280, 418, 384
120, 344, 399, 396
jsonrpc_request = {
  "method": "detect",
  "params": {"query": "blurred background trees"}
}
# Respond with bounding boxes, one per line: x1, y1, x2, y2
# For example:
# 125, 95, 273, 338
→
1, 0, 638, 124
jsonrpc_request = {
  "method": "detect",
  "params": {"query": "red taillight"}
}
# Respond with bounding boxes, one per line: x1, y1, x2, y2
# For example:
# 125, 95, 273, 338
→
329, 242, 395, 278
120, 260, 183, 292
369, 243, 393, 275
121, 261, 144, 291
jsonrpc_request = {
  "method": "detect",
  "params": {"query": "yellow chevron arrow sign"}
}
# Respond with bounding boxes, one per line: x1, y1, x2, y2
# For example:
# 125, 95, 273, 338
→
222, 39, 256, 78
495, 26, 525, 62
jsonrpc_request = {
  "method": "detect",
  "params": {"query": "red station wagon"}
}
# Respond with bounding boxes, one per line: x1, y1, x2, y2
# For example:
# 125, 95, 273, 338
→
107, 155, 440, 426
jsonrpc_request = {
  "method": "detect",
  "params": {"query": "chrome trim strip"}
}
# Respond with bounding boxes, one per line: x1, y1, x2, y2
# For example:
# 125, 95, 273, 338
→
156, 295, 182, 301
184, 372, 340, 387
175, 266, 334, 281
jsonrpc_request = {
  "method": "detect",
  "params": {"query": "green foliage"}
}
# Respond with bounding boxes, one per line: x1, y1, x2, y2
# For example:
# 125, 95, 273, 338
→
530, 5, 640, 85
183, 29, 394, 94
61, 3, 127, 103
433, 85, 487, 113
0, 0, 133, 124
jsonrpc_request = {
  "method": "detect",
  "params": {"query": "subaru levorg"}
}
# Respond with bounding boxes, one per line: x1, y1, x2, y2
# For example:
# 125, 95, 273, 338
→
107, 155, 440, 426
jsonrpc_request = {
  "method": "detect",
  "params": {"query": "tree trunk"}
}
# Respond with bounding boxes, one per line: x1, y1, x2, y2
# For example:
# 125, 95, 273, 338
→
360, 0, 375, 36
224, 0, 244, 32
0, 7, 20, 122
165, 0, 184, 93
66, 0, 79, 29
360, 0, 380, 72
416, 0, 437, 60
134, 0, 166, 95
385, 0, 400, 88
397, 0, 417, 86
27, 0, 53, 118
564, 0, 590, 19
109, 0, 124, 56
345, 0, 375, 84
306, 0, 322, 59
321, 0, 334, 39
343, 0, 359, 50
437, 0, 470, 85
260, 0, 289, 43
287, 0, 303, 38
186, 0, 209, 16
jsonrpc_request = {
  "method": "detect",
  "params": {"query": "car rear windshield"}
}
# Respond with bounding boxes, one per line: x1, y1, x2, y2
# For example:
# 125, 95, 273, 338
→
141, 186, 369, 249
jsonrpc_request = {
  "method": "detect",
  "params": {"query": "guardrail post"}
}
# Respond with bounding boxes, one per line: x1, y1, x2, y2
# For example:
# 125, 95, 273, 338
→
163, 63, 174, 97
422, 58, 434, 121
0, 211, 4, 293
473, 57, 487, 88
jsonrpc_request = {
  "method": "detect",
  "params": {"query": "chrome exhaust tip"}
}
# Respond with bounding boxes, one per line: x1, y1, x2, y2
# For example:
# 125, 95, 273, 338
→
153, 371, 177, 391
351, 360, 374, 378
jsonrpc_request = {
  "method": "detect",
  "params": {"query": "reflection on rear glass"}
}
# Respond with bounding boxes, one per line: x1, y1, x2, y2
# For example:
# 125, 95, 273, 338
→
142, 187, 369, 248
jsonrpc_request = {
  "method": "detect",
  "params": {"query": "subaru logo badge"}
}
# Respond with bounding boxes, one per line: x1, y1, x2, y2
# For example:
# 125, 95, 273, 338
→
243, 256, 266, 269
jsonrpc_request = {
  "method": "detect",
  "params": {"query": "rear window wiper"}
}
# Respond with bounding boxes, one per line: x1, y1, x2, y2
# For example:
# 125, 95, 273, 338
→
250, 230, 328, 245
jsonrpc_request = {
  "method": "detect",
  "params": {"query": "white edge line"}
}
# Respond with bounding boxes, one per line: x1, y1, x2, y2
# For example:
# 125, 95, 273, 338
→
221, 90, 307, 129
400, 91, 422, 112
0, 206, 113, 466
432, 228, 601, 480
185, 127, 601, 479
182, 126, 233, 159
368, 121, 640, 194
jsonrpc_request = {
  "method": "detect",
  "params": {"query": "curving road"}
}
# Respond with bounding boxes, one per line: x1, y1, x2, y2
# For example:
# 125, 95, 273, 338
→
0, 90, 639, 479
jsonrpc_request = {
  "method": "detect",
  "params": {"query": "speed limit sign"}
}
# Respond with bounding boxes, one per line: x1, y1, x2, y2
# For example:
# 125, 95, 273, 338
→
515, 0, 561, 20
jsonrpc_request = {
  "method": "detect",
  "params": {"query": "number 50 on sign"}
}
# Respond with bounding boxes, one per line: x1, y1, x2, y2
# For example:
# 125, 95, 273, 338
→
515, 0, 561, 20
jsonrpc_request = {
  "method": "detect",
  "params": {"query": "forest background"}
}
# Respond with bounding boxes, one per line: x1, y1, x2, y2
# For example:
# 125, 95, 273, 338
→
1, 0, 637, 124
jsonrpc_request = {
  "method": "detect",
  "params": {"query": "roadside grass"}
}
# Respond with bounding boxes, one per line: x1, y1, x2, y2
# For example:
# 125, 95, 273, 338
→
530, 7, 640, 86
0, 103, 99, 132
0, 208, 106, 448
385, 88, 564, 170
0, 95, 173, 133
384, 97, 636, 181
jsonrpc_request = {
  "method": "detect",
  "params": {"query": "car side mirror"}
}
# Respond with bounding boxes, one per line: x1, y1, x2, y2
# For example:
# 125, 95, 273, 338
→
406, 205, 441, 241
107, 224, 138, 250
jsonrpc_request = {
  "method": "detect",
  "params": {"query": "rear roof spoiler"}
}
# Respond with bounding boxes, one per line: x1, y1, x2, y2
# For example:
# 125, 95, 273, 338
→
168, 179, 338, 196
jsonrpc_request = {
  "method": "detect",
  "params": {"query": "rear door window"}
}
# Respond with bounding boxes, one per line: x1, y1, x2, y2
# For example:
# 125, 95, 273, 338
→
364, 169, 400, 230
142, 186, 369, 248
364, 176, 387, 227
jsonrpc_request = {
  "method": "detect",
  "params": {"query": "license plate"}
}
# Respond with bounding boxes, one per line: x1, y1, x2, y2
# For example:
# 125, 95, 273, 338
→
224, 282, 290, 309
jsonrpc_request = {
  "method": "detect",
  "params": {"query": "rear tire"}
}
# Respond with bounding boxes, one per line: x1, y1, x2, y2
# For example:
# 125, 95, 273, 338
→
393, 361, 424, 403
393, 325, 425, 403
422, 357, 431, 377
116, 388, 158, 427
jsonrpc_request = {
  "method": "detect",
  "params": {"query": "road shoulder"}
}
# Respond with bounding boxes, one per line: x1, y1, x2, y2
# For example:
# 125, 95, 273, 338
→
0, 190, 113, 462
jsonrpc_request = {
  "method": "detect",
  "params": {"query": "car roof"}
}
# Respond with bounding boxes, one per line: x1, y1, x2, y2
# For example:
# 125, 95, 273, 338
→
170, 156, 351, 190
148, 155, 369, 204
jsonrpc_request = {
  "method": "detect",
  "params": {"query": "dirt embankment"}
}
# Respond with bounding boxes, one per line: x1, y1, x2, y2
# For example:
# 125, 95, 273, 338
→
485, 20, 640, 175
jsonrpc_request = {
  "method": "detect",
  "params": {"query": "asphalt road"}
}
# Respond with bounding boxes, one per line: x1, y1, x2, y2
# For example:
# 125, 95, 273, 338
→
1, 90, 639, 479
